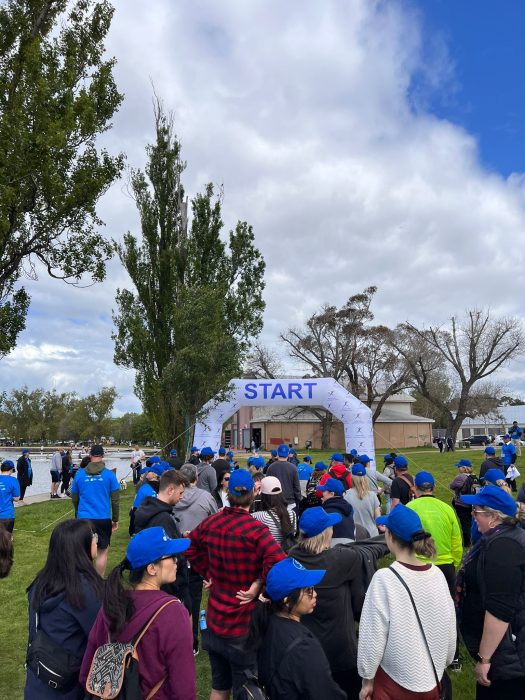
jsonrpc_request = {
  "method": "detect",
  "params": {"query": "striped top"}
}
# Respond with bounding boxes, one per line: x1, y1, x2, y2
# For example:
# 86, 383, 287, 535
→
252, 506, 297, 544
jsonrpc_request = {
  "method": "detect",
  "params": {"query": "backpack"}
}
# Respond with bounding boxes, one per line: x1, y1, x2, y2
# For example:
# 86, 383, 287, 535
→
460, 474, 481, 496
328, 468, 350, 493
397, 474, 416, 501
84, 600, 175, 700
267, 510, 298, 553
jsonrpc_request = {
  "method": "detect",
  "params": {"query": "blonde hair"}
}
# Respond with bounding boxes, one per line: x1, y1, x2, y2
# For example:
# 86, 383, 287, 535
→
296, 527, 333, 554
352, 475, 369, 500
494, 479, 512, 495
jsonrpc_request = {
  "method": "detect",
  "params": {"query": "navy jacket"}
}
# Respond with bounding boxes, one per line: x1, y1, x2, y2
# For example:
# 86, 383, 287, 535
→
322, 496, 355, 539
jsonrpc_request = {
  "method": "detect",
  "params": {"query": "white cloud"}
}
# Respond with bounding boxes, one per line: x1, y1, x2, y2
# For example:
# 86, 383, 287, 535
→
5, 0, 525, 410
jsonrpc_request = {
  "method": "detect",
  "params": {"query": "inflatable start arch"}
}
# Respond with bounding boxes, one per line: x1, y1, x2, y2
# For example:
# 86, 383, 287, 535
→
193, 378, 375, 463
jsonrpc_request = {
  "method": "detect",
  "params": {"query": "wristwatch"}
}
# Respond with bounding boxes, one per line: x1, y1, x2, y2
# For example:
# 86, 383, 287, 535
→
476, 653, 491, 664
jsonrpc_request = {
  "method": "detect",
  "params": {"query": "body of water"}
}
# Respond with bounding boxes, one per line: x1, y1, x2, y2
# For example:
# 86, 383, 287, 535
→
0, 449, 136, 497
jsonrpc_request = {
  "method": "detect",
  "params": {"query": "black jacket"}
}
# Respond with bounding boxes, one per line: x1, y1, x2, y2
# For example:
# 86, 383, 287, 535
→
133, 497, 190, 611
322, 496, 355, 540
17, 455, 32, 485
289, 538, 388, 673
168, 456, 183, 470
479, 456, 505, 479
257, 616, 346, 700
212, 458, 230, 477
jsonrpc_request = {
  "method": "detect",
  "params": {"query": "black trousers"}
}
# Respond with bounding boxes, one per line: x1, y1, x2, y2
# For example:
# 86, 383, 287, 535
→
189, 568, 204, 649
476, 676, 525, 700
437, 563, 460, 663
18, 478, 27, 500
452, 501, 472, 547
132, 464, 140, 485
332, 668, 361, 700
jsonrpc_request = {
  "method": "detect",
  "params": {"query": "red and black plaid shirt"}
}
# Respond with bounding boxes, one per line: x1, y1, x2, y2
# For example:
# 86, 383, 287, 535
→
185, 506, 286, 637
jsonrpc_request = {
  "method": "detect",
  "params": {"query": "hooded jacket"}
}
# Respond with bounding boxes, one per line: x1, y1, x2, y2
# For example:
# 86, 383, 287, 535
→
133, 497, 190, 611
322, 496, 355, 539
289, 537, 388, 673
79, 590, 195, 700
173, 486, 218, 532
479, 455, 505, 479
196, 461, 217, 494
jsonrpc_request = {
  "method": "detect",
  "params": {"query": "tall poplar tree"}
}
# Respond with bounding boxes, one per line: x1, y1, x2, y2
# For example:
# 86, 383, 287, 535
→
113, 103, 266, 450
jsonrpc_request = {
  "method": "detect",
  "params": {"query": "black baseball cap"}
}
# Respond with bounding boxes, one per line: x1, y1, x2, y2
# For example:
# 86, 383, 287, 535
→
90, 444, 104, 457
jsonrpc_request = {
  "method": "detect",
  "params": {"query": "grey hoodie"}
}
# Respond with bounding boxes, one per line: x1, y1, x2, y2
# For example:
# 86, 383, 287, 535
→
196, 461, 217, 494
174, 485, 218, 532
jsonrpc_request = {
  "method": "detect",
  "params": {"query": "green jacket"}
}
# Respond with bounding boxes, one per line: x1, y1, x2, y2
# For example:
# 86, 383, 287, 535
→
407, 494, 463, 568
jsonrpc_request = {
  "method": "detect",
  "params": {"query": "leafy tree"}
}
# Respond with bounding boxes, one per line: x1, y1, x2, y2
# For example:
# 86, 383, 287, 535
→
0, 0, 124, 354
393, 310, 525, 441
113, 103, 265, 451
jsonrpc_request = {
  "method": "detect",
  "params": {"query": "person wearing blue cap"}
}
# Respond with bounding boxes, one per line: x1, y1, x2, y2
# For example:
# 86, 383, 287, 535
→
212, 447, 230, 478
189, 446, 200, 466
358, 505, 456, 699
249, 557, 346, 700
479, 444, 505, 482
185, 469, 286, 699
266, 444, 301, 507
316, 453, 352, 495
509, 420, 523, 456
80, 527, 196, 699
390, 455, 415, 509
290, 507, 388, 698
16, 447, 32, 501
196, 447, 218, 495
344, 464, 381, 537
297, 457, 313, 496
167, 448, 183, 470
318, 478, 356, 542
450, 459, 479, 546
455, 485, 525, 697
265, 448, 278, 471
501, 434, 519, 493
0, 460, 20, 533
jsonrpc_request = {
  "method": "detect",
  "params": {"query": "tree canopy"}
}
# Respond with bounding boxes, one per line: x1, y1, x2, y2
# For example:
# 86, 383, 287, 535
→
0, 0, 123, 356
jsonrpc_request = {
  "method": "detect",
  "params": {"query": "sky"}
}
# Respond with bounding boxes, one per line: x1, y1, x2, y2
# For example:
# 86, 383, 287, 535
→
4, 0, 525, 414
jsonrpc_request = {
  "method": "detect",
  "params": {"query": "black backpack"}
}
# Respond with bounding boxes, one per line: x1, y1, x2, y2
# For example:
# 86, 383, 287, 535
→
84, 601, 175, 700
328, 468, 350, 493
460, 473, 481, 496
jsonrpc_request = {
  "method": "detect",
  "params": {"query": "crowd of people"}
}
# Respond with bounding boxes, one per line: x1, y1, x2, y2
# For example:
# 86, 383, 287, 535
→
2, 439, 525, 700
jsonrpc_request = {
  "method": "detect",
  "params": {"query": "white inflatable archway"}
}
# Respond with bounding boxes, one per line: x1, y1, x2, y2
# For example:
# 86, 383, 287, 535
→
193, 378, 375, 463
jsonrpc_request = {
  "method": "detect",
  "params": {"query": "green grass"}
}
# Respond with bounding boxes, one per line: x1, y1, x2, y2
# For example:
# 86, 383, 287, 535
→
0, 446, 517, 699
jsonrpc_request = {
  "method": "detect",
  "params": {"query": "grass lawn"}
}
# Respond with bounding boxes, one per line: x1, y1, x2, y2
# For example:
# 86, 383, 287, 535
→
0, 446, 519, 699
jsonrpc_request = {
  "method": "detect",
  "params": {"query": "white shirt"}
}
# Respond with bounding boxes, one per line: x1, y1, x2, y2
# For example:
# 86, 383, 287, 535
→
130, 449, 146, 465
357, 561, 456, 691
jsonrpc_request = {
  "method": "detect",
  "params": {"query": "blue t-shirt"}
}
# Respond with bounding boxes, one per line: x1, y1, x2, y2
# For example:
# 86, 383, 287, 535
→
297, 464, 313, 481
132, 483, 157, 509
502, 441, 516, 467
71, 468, 120, 520
0, 475, 20, 518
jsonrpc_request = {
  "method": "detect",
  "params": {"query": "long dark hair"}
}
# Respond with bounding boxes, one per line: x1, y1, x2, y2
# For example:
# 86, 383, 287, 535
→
29, 519, 103, 610
104, 559, 158, 638
261, 492, 293, 535
247, 589, 302, 650
0, 523, 13, 578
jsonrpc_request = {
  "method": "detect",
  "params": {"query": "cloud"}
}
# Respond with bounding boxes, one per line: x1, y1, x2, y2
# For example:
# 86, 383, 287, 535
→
6, 0, 525, 411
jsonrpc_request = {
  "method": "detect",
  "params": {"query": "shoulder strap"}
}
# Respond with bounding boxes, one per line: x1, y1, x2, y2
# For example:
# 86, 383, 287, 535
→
398, 474, 414, 490
133, 600, 177, 649
388, 567, 440, 690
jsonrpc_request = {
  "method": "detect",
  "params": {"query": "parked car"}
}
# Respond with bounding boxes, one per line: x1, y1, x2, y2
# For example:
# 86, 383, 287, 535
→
495, 434, 525, 446
465, 435, 490, 446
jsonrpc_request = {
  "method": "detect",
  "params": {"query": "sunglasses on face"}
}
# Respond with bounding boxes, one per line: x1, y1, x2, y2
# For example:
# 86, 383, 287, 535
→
303, 586, 315, 598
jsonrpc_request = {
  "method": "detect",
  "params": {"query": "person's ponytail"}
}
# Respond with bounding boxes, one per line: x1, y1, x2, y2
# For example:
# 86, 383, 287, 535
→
104, 560, 135, 638
412, 534, 437, 560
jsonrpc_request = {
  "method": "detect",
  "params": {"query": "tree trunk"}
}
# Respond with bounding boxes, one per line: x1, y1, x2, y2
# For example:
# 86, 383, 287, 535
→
320, 412, 333, 449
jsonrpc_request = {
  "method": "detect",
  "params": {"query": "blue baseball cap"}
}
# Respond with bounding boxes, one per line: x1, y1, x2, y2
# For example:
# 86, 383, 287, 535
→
200, 446, 215, 457
126, 527, 190, 570
394, 455, 408, 469
252, 456, 265, 469
414, 471, 434, 488
484, 446, 496, 455
1, 460, 15, 469
504, 434, 511, 439
315, 461, 328, 471
330, 452, 344, 462
277, 444, 289, 457
228, 469, 254, 495
227, 451, 234, 458
376, 504, 428, 544
169, 449, 177, 456
247, 456, 254, 465
218, 447, 226, 455
350, 449, 358, 457
383, 453, 392, 461
289, 449, 296, 454
190, 446, 198, 453
358, 454, 371, 465
303, 456, 312, 463
271, 449, 278, 457
22, 448, 30, 454
299, 506, 342, 537
460, 484, 517, 517
454, 459, 472, 468
265, 557, 326, 601
483, 468, 506, 485
317, 478, 344, 496
351, 464, 366, 477
140, 464, 163, 476
158, 461, 172, 473
149, 455, 161, 464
